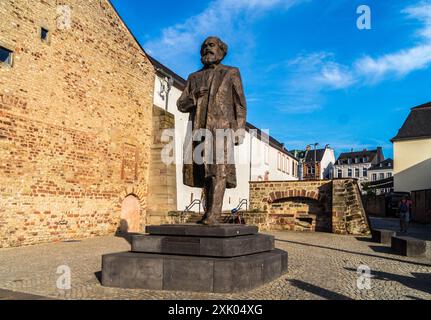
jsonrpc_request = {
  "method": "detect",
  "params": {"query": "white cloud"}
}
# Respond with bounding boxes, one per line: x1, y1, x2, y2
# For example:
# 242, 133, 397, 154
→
144, 0, 303, 72
354, 2, 431, 82
355, 45, 431, 82
273, 52, 354, 114
283, 1, 431, 101
315, 62, 355, 89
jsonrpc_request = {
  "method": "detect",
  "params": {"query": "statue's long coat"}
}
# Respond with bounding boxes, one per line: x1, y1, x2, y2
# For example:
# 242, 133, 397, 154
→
177, 64, 247, 189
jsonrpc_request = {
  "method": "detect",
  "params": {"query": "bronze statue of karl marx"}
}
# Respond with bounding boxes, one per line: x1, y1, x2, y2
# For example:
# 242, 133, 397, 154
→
177, 36, 247, 225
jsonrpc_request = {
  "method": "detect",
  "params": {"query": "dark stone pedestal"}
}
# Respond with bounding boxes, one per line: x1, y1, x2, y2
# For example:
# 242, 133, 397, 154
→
371, 229, 396, 245
101, 224, 288, 293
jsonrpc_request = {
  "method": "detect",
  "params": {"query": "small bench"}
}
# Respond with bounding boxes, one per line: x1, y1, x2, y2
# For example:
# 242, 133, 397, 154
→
391, 236, 430, 257
371, 229, 396, 245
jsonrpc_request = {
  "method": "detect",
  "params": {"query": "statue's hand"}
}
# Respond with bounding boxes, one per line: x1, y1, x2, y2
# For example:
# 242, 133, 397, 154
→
194, 87, 209, 99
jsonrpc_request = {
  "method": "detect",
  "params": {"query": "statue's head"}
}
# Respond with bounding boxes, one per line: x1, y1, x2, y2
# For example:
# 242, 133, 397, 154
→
200, 36, 228, 66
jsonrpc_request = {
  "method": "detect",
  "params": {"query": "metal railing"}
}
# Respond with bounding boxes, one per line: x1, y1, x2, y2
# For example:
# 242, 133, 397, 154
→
180, 199, 202, 223
235, 199, 248, 212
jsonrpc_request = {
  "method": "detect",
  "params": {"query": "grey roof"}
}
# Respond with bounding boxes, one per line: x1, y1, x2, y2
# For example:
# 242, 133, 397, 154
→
369, 158, 393, 171
304, 149, 326, 163
392, 102, 431, 142
336, 149, 381, 165
147, 55, 187, 90
245, 122, 298, 160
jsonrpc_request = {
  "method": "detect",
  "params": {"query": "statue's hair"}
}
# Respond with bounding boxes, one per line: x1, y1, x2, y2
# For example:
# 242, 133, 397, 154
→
201, 36, 228, 59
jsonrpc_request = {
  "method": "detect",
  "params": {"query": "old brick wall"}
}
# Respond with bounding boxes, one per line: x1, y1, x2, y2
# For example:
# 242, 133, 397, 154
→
146, 106, 177, 225
250, 180, 333, 232
332, 179, 370, 235
249, 179, 370, 235
0, 0, 155, 247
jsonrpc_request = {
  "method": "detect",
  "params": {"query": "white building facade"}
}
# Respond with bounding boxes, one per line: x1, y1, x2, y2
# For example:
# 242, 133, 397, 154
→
150, 57, 298, 212
333, 148, 385, 187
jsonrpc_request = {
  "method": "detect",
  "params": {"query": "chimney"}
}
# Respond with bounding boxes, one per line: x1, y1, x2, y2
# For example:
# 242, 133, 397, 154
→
376, 146, 384, 162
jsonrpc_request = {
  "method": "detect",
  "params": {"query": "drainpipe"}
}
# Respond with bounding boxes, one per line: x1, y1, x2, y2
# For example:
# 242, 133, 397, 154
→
249, 133, 252, 181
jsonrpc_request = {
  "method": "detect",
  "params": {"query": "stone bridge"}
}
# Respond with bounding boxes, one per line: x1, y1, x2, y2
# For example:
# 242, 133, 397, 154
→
249, 179, 370, 235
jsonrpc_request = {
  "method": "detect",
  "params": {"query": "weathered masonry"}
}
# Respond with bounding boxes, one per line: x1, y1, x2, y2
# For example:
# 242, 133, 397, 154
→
249, 179, 370, 235
0, 0, 156, 248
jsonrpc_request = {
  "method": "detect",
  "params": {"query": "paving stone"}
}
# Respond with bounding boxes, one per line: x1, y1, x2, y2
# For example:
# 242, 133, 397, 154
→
0, 217, 430, 300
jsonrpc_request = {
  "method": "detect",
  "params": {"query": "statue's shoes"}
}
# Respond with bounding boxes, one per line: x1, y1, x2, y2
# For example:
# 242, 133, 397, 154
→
197, 216, 220, 226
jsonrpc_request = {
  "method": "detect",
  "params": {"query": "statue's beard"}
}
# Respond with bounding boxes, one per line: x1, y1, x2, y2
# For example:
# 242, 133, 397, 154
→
201, 52, 223, 66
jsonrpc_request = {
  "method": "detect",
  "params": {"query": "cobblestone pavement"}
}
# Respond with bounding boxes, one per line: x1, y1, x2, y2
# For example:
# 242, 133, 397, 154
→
0, 219, 430, 300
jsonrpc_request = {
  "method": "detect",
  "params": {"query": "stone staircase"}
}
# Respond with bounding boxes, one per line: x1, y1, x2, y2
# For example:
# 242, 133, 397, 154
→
332, 179, 370, 235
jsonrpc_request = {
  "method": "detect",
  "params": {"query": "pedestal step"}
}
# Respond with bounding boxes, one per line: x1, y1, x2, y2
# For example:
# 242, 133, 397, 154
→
145, 224, 258, 237
102, 249, 288, 293
131, 233, 274, 257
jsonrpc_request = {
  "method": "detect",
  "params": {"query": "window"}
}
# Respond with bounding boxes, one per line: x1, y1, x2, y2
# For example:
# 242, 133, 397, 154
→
338, 169, 342, 178
277, 152, 283, 171
264, 145, 269, 165
347, 158, 352, 165
355, 157, 359, 164
348, 169, 352, 177
0, 46, 13, 66
355, 168, 360, 178
292, 161, 295, 177
363, 168, 368, 177
372, 174, 377, 181
379, 173, 385, 180
41, 27, 49, 41
387, 172, 392, 178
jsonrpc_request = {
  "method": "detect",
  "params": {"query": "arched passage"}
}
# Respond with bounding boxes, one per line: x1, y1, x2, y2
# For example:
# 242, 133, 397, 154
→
269, 196, 332, 232
120, 194, 141, 233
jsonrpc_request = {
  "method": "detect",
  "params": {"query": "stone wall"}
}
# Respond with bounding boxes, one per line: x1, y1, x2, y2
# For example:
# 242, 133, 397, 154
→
332, 179, 370, 235
0, 0, 155, 247
362, 194, 387, 217
146, 106, 177, 225
249, 179, 370, 235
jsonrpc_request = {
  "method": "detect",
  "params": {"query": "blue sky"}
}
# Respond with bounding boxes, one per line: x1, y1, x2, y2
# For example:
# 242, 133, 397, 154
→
110, 0, 431, 159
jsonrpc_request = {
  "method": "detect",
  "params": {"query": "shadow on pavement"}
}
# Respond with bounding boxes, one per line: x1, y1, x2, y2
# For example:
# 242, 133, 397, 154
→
368, 245, 396, 255
276, 238, 431, 267
288, 279, 352, 300
94, 271, 102, 285
355, 237, 375, 243
344, 267, 431, 295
